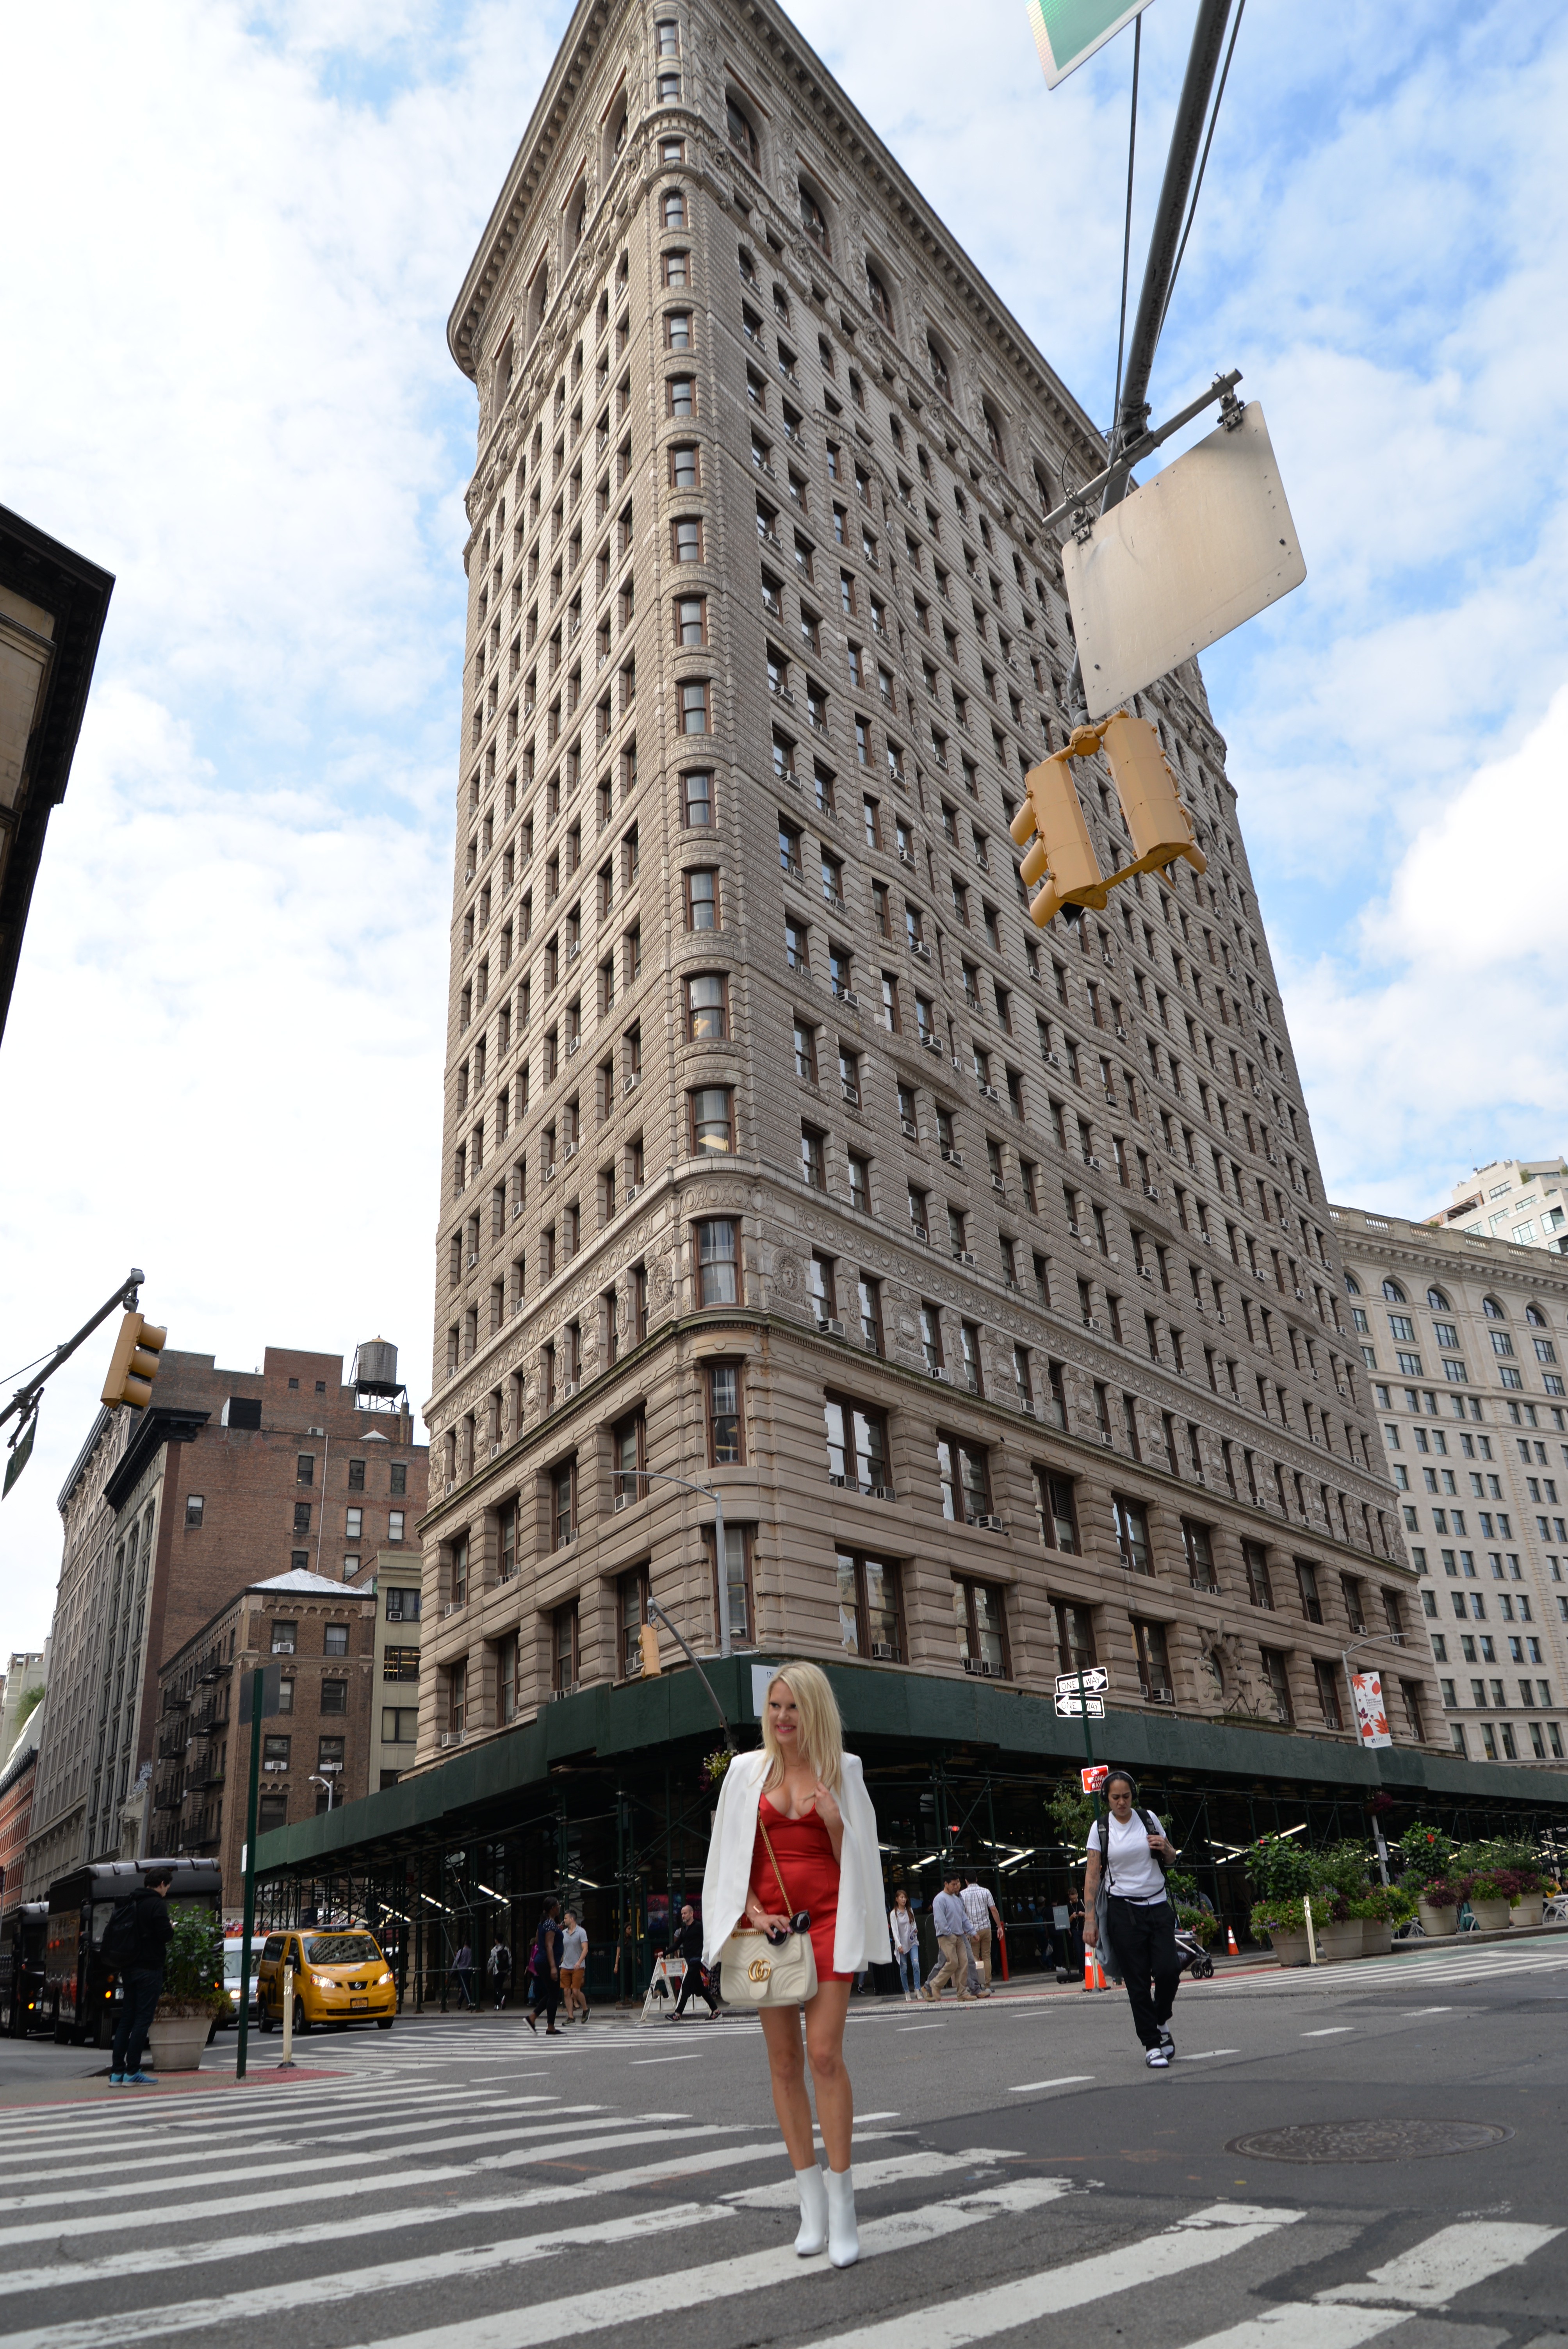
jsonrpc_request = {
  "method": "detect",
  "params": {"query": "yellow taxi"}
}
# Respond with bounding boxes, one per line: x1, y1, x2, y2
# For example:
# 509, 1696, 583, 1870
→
256, 1928, 397, 2032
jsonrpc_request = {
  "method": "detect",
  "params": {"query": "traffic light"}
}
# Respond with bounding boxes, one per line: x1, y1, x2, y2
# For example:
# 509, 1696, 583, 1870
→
638, 1622, 662, 1678
1100, 714, 1208, 885
101, 1312, 167, 1410
1009, 741, 1111, 929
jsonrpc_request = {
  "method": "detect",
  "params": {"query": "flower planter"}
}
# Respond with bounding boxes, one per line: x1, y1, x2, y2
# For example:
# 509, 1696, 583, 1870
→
1468, 1898, 1513, 1934
1317, 1920, 1363, 1964
1361, 1921, 1393, 1957
1267, 1930, 1311, 1967
1417, 1900, 1458, 1938
1509, 1899, 1538, 1930
145, 2011, 212, 2074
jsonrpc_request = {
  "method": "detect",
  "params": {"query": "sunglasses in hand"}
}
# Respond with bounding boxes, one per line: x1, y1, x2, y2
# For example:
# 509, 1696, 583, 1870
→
764, 1909, 813, 1944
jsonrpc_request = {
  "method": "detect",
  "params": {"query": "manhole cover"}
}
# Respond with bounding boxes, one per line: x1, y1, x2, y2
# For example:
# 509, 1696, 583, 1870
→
1226, 2119, 1513, 2164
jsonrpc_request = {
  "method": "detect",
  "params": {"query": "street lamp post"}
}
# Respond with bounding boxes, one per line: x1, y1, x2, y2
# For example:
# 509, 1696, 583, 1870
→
1342, 1633, 1396, 1884
309, 1770, 339, 1813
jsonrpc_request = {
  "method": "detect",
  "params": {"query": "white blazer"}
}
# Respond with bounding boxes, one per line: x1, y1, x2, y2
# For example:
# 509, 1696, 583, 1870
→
701, 1747, 893, 1975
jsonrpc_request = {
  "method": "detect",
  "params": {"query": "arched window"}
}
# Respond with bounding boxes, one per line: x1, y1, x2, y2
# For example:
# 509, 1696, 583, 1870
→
799, 182, 829, 252
1482, 1296, 1506, 1320
981, 399, 1005, 467
1032, 458, 1054, 514
926, 333, 950, 397
527, 259, 549, 344
605, 92, 629, 173
661, 187, 686, 230
727, 96, 759, 169
1426, 1286, 1450, 1312
1526, 1302, 1549, 1327
1344, 1274, 1361, 1296
1381, 1279, 1406, 1304
565, 178, 588, 258
866, 262, 893, 331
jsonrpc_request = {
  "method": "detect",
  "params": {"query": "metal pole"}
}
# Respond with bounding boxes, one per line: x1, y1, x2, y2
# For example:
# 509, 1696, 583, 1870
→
1103, 0, 1235, 506
0, 1268, 146, 1435
235, 1668, 264, 2082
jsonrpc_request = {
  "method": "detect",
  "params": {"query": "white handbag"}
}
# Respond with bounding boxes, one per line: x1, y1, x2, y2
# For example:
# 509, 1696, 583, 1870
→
719, 1815, 820, 2008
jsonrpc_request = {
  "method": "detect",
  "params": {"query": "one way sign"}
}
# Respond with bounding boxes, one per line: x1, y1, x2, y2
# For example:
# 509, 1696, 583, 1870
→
1054, 1667, 1109, 1696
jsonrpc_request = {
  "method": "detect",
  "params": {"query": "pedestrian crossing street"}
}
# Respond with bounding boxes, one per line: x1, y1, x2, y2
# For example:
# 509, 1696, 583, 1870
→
0, 2024, 1560, 2349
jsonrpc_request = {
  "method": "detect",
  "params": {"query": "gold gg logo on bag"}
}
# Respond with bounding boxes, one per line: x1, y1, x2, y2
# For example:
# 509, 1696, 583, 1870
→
747, 1956, 772, 1984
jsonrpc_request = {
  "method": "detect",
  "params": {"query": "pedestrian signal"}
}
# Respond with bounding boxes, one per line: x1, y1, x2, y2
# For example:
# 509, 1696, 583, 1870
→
1010, 713, 1205, 927
100, 1312, 167, 1411
638, 1622, 662, 1677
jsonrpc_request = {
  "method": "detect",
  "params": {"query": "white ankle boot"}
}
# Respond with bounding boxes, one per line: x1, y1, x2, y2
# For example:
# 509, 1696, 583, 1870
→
825, 2165, 859, 2267
792, 2161, 828, 2255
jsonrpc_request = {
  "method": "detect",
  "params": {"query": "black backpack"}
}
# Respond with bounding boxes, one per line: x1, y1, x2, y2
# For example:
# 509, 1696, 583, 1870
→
100, 1897, 142, 1968
1098, 1807, 1169, 1886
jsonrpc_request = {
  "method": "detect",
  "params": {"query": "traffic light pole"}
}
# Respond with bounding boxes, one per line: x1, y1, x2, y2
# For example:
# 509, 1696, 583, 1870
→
0, 1269, 144, 1438
235, 1667, 265, 2083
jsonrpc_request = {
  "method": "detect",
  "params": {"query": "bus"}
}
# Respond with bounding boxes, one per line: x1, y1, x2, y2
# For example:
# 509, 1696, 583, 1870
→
0, 1904, 50, 2037
45, 1859, 222, 2047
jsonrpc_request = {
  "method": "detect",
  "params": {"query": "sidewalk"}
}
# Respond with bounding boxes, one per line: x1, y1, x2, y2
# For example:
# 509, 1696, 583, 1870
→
0, 2062, 345, 2112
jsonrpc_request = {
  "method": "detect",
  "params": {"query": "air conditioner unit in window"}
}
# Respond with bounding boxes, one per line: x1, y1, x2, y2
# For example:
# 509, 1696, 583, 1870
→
841, 1083, 860, 1105
900, 1117, 919, 1140
973, 1513, 1004, 1532
940, 1144, 962, 1166
566, 1036, 581, 1055
1295, 1287, 1306, 1300
543, 1162, 557, 1181
963, 1656, 998, 1677
910, 1224, 929, 1242
262, 1759, 288, 1772
467, 1251, 479, 1268
897, 848, 914, 866
828, 1471, 849, 1487
869, 1641, 898, 1659
563, 1140, 579, 1160
921, 1036, 943, 1056
1067, 1221, 1082, 1239
624, 1181, 641, 1201
490, 1440, 502, 1457
561, 1380, 578, 1398
868, 1483, 897, 1501
623, 1073, 641, 1094
911, 941, 931, 961
1084, 1154, 1102, 1170
953, 1249, 976, 1266
1137, 1264, 1154, 1281
1143, 1183, 1160, 1200
842, 990, 860, 1009
1040, 1048, 1060, 1067
818, 1317, 846, 1338
1019, 1397, 1037, 1417
930, 1364, 950, 1381
549, 1683, 581, 1702
1100, 1429, 1115, 1445
979, 1084, 999, 1103
443, 1600, 463, 1617
613, 1491, 629, 1511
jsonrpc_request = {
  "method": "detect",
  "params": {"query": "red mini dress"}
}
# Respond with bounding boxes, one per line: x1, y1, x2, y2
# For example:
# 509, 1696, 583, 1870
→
749, 1790, 850, 1984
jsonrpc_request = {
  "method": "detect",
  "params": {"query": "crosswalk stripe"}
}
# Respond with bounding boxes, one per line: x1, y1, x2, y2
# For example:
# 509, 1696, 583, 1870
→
1171, 2307, 1404, 2349
0, 2081, 518, 2146
722, 2148, 1014, 2207
793, 2201, 1305, 2349
0, 2200, 729, 2349
0, 2112, 665, 2213
349, 2178, 1079, 2349
1319, 2221, 1563, 2306
13, 2099, 592, 2182
1009, 2076, 1093, 2092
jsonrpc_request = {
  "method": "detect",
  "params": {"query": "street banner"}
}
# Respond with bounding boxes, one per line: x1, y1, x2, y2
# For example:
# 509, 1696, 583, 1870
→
1026, 0, 1155, 89
1349, 1670, 1392, 1750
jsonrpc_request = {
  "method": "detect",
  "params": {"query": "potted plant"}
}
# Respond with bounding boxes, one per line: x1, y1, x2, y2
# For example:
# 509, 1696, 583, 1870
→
1508, 1869, 1545, 1928
1245, 1834, 1316, 1964
1463, 1867, 1520, 1933
146, 1910, 228, 2073
1351, 1884, 1413, 1957
1315, 1843, 1375, 1960
1249, 1895, 1310, 1966
1167, 1870, 1220, 1948
1415, 1877, 1461, 1937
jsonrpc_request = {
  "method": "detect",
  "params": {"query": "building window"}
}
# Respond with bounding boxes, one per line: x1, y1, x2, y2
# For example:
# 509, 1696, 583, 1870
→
553, 1462, 577, 1547
262, 1734, 291, 1772
1036, 1470, 1078, 1554
1053, 1598, 1096, 1677
684, 868, 718, 929
1113, 1495, 1152, 1575
1182, 1519, 1218, 1591
258, 1794, 289, 1834
383, 1645, 420, 1683
447, 1659, 467, 1735
612, 1411, 645, 1505
1131, 1617, 1174, 1703
346, 1506, 363, 1540
1295, 1558, 1324, 1622
696, 1217, 739, 1305
324, 1624, 349, 1657
450, 1534, 469, 1606
1243, 1541, 1274, 1610
1399, 1679, 1427, 1741
390, 1462, 407, 1496
682, 770, 713, 825
937, 1435, 992, 1524
836, 1550, 902, 1658
382, 1707, 417, 1745
701, 1520, 753, 1647
276, 1677, 294, 1714
680, 680, 708, 733
185, 1495, 204, 1528
1314, 1659, 1343, 1728
1259, 1646, 1294, 1723
953, 1577, 1009, 1677
296, 1454, 315, 1486
618, 1566, 651, 1677
825, 1395, 890, 1493
707, 1364, 743, 1464
801, 1126, 827, 1188
320, 1680, 347, 1716
685, 971, 729, 1043
347, 1458, 365, 1492
673, 515, 703, 562
271, 1622, 298, 1656
385, 1584, 421, 1622
689, 1086, 734, 1154
498, 1633, 519, 1724
552, 1602, 580, 1691
292, 1502, 312, 1536
498, 1500, 518, 1582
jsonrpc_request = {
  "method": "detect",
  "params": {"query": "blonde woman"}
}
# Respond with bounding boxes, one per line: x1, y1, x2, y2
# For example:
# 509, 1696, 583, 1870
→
702, 1661, 889, 2268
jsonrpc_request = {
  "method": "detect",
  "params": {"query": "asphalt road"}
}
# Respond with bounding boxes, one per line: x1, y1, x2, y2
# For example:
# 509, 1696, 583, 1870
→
0, 1937, 1564, 2349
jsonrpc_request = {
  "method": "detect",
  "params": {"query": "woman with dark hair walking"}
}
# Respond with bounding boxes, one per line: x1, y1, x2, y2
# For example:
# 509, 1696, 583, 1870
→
525, 1899, 564, 2036
700, 1661, 890, 2268
1083, 1770, 1181, 2068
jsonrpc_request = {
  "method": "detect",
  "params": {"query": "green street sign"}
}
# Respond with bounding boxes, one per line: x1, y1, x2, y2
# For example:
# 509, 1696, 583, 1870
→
1026, 0, 1155, 88
4, 1409, 38, 1498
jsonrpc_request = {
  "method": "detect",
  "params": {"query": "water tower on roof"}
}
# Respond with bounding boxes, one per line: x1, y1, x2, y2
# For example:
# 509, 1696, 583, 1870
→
352, 1339, 408, 1412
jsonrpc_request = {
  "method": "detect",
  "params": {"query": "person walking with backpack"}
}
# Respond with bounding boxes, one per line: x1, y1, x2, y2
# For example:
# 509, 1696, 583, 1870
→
524, 1900, 564, 2035
107, 1868, 176, 2086
487, 1938, 512, 2011
700, 1661, 890, 2270
1083, 1770, 1181, 2069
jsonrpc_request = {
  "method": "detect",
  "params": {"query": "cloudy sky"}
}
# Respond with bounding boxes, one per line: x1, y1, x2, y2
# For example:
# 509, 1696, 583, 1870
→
2, 0, 1563, 1649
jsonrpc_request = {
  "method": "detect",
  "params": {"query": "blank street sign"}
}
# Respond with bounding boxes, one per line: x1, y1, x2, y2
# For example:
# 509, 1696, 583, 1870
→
1026, 0, 1156, 88
1063, 401, 1306, 720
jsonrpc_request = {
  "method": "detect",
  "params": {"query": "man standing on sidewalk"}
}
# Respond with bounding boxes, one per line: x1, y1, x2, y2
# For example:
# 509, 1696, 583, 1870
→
921, 1873, 973, 2003
960, 1874, 1002, 1995
671, 1902, 719, 2019
109, 1868, 175, 2086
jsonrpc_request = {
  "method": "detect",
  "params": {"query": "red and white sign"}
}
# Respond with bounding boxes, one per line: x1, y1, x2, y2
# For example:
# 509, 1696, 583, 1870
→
1349, 1670, 1392, 1750
1081, 1765, 1109, 1793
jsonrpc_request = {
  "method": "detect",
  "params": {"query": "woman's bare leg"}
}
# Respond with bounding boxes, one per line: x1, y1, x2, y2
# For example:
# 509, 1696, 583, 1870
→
803, 1978, 853, 2171
758, 2003, 816, 2166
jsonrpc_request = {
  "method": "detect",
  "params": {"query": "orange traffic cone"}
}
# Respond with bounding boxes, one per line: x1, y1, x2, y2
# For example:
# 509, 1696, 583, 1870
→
1082, 1948, 1107, 1993
1226, 1925, 1240, 1957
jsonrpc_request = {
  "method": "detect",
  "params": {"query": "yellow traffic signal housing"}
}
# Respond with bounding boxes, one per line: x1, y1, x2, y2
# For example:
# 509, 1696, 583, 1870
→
101, 1312, 167, 1411
1009, 749, 1110, 929
638, 1622, 662, 1678
1101, 714, 1208, 883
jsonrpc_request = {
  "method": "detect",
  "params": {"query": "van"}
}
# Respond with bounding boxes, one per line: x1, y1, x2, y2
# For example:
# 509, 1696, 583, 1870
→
0, 1904, 50, 2037
256, 1927, 397, 2032
219, 1935, 266, 2026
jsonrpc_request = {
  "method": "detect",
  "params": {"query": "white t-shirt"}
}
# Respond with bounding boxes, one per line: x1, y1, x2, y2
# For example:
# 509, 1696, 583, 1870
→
1086, 1809, 1167, 1905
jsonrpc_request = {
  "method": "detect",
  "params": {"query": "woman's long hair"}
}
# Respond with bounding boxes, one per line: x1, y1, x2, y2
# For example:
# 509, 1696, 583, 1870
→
759, 1660, 844, 1794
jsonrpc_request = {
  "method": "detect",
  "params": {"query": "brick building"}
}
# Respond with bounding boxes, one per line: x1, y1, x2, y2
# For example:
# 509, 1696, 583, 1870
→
23, 1344, 425, 1900
153, 1569, 378, 1896
0, 1717, 41, 1917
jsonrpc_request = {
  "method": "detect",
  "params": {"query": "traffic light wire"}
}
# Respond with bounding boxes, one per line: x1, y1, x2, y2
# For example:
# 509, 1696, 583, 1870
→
1156, 0, 1247, 348
1109, 12, 1142, 457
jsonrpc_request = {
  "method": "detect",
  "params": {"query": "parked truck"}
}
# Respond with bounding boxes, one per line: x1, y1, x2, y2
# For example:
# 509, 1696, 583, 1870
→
45, 1859, 222, 2046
